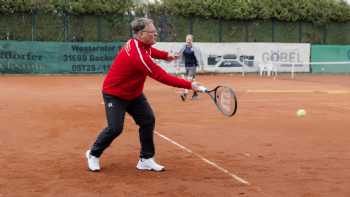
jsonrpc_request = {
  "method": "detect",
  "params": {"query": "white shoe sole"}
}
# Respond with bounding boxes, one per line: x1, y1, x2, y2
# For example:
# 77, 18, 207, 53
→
136, 164, 165, 172
136, 166, 165, 172
86, 151, 100, 172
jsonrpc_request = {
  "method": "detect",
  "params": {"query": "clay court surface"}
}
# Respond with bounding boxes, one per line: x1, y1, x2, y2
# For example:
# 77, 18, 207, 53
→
0, 74, 350, 197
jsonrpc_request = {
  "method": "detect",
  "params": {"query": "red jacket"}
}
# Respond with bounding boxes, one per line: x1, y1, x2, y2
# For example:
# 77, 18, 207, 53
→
103, 39, 192, 100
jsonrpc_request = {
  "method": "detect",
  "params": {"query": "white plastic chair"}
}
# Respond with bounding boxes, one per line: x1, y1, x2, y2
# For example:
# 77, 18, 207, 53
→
259, 62, 277, 77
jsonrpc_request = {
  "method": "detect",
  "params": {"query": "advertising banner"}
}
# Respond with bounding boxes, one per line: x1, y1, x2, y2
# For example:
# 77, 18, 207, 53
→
154, 42, 310, 73
311, 45, 350, 73
0, 41, 122, 74
0, 41, 310, 74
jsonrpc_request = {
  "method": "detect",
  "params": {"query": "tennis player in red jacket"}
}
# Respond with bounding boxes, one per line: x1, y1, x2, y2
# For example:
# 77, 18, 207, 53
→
86, 17, 207, 172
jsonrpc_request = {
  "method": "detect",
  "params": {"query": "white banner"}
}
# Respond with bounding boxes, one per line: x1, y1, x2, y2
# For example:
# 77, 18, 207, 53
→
154, 42, 310, 74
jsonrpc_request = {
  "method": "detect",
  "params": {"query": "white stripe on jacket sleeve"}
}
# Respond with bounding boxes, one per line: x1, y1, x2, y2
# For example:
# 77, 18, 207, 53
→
134, 39, 152, 74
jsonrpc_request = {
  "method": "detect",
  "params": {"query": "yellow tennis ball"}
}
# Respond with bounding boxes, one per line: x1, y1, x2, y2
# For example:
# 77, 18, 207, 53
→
296, 109, 306, 117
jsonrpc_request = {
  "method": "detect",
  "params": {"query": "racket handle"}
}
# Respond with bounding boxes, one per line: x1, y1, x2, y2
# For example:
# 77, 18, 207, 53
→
191, 82, 208, 92
197, 86, 208, 93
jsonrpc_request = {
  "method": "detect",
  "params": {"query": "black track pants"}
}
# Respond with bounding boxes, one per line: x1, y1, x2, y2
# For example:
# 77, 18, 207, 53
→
90, 93, 155, 159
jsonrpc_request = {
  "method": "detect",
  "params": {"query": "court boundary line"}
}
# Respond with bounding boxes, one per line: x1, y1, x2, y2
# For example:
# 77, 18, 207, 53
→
155, 131, 250, 185
246, 89, 350, 94
324, 103, 350, 111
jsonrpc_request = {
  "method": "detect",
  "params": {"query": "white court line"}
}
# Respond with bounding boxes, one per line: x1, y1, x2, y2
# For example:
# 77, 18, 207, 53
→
246, 89, 350, 94
155, 131, 250, 185
325, 103, 350, 111
327, 90, 350, 94
246, 89, 314, 93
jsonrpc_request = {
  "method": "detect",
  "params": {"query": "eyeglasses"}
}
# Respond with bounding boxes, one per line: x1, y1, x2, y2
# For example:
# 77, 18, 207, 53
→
142, 30, 158, 34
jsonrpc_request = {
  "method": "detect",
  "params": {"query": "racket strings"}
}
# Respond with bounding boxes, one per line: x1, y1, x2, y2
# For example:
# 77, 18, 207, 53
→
215, 87, 237, 116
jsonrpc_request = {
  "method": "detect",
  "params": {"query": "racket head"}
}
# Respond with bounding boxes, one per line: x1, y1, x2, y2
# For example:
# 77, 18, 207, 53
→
208, 86, 238, 117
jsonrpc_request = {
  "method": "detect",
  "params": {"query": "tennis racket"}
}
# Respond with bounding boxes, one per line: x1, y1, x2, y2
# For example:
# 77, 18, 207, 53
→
204, 86, 238, 117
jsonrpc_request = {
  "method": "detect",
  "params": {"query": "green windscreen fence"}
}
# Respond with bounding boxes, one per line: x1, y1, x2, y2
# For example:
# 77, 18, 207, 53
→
311, 45, 350, 73
0, 13, 32, 41
1, 12, 350, 44
0, 41, 122, 74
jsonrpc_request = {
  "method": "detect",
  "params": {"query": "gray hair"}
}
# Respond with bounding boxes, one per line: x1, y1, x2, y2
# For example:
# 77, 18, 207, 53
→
131, 18, 154, 34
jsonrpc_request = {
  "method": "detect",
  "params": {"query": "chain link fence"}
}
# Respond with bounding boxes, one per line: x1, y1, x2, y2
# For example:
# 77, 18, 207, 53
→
1, 12, 350, 44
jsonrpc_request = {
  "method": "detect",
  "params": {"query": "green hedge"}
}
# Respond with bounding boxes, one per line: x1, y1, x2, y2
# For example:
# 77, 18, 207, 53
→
161, 0, 350, 24
1, 0, 350, 24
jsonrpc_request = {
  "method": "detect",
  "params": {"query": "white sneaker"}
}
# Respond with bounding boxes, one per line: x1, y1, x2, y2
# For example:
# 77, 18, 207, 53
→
85, 150, 101, 171
136, 158, 165, 172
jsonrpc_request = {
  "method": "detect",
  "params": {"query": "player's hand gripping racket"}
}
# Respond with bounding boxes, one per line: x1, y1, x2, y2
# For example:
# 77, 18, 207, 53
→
202, 86, 238, 117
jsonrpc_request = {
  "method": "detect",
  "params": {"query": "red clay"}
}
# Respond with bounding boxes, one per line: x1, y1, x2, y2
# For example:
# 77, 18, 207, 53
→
0, 74, 350, 197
